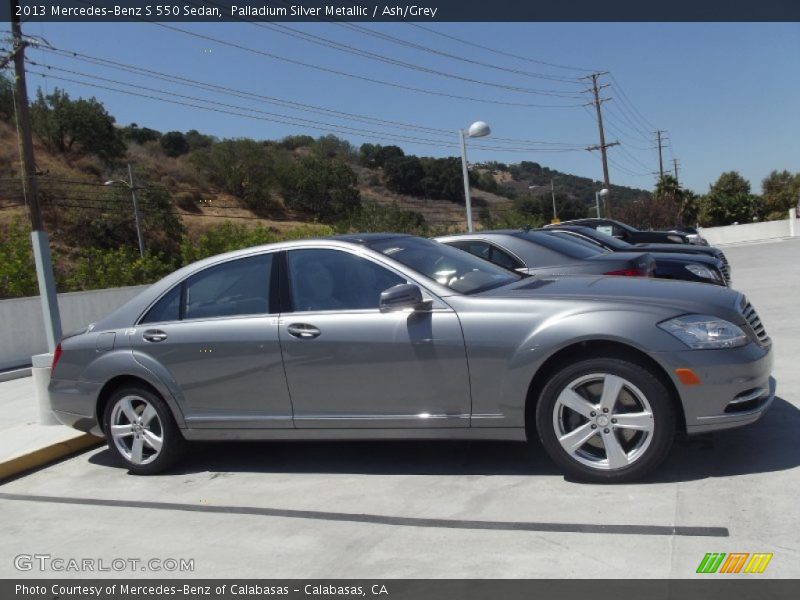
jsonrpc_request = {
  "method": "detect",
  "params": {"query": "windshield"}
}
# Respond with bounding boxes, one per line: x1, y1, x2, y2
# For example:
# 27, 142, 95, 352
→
368, 237, 522, 295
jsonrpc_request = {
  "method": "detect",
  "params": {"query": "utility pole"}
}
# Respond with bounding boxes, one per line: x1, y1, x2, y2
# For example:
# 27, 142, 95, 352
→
655, 130, 667, 180
672, 158, 680, 185
11, 1, 62, 352
128, 163, 145, 257
583, 72, 619, 217
550, 178, 557, 222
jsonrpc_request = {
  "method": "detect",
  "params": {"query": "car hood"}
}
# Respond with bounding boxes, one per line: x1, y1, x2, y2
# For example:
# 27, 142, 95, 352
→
475, 274, 743, 321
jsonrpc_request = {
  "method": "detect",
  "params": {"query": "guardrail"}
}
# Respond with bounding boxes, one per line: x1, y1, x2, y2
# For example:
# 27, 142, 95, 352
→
699, 209, 798, 246
0, 285, 148, 372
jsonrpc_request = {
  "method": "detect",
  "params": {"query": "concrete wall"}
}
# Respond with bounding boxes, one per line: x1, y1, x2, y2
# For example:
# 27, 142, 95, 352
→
0, 285, 148, 371
700, 210, 798, 246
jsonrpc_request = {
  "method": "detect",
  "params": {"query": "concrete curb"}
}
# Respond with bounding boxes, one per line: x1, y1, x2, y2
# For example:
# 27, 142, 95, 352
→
0, 368, 32, 383
0, 433, 104, 482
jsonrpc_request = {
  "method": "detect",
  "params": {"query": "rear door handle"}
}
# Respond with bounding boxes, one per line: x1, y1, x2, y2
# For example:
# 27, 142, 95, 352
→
142, 329, 168, 343
287, 323, 321, 339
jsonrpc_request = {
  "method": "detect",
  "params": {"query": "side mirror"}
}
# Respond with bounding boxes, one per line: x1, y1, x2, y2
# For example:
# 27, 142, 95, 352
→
379, 283, 431, 313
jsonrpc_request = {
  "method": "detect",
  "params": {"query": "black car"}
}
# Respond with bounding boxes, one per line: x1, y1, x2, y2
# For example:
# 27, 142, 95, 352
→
548, 218, 690, 244
543, 230, 727, 287
546, 225, 732, 285
435, 230, 656, 279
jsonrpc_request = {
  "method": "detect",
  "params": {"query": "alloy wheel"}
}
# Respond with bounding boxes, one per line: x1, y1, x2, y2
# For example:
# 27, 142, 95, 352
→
109, 395, 164, 465
551, 373, 655, 471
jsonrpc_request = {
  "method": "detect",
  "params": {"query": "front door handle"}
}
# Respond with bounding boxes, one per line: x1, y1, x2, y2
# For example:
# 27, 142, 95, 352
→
287, 323, 321, 339
142, 329, 168, 343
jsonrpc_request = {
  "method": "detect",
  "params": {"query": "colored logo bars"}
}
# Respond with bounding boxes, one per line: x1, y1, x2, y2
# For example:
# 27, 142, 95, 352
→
696, 553, 773, 574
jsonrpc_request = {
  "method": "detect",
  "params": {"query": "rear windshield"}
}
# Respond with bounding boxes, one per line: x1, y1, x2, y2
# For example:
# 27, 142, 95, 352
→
513, 231, 603, 259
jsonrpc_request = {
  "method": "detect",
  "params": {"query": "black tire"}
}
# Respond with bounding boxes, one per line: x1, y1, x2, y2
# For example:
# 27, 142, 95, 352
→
534, 356, 676, 483
103, 385, 187, 475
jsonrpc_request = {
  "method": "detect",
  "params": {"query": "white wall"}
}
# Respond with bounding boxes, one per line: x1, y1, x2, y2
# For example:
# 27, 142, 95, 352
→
0, 285, 148, 371
700, 211, 797, 246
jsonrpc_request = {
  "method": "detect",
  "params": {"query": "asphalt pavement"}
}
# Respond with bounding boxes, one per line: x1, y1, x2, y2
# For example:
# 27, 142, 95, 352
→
0, 237, 798, 579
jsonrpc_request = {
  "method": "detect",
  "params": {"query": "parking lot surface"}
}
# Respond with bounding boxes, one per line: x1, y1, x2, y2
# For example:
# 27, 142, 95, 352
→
1, 238, 798, 579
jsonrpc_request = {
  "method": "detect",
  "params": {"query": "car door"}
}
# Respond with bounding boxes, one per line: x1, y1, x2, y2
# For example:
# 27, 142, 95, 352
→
129, 252, 294, 429
279, 247, 471, 429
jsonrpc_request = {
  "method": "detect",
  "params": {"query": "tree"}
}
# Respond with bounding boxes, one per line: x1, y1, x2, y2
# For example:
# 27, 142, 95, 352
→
279, 135, 315, 151
762, 170, 800, 219
281, 155, 361, 219
383, 156, 425, 196
122, 123, 161, 145
358, 143, 405, 169
190, 139, 280, 213
30, 88, 125, 162
699, 171, 762, 226
0, 72, 14, 122
312, 134, 354, 160
184, 129, 215, 152
160, 131, 190, 157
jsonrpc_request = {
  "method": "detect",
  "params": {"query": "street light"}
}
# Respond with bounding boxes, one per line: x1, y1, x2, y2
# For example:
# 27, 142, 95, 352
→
105, 162, 145, 258
530, 179, 558, 223
459, 120, 491, 232
595, 188, 609, 218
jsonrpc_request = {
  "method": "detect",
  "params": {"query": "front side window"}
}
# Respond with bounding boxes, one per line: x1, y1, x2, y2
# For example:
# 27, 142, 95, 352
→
287, 249, 406, 312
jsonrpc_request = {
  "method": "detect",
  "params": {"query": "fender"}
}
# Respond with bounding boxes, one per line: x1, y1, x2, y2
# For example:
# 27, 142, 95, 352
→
82, 349, 188, 429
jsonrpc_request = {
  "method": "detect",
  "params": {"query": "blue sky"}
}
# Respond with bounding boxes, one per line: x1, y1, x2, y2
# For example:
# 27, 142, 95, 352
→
8, 21, 800, 193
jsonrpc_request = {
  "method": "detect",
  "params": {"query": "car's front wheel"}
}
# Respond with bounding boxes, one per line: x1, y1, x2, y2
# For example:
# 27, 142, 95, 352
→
103, 386, 186, 475
535, 357, 676, 483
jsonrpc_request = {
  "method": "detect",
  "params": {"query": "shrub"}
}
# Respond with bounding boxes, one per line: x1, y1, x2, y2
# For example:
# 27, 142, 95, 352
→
0, 217, 39, 299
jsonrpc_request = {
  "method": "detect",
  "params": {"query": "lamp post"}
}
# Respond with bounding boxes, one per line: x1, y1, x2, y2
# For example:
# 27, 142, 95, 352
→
459, 121, 491, 232
105, 162, 145, 258
530, 179, 558, 223
595, 188, 609, 218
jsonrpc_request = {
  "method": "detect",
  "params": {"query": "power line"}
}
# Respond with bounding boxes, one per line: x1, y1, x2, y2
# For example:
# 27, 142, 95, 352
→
329, 21, 583, 84
26, 67, 588, 154
251, 21, 584, 98
153, 23, 584, 109
408, 23, 598, 73
36, 45, 591, 148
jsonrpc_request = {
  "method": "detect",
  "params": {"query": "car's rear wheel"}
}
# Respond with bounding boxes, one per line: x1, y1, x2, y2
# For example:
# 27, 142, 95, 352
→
535, 357, 676, 483
103, 386, 186, 475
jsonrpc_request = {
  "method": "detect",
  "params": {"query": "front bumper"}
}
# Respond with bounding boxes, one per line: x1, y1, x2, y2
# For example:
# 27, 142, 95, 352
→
652, 342, 775, 434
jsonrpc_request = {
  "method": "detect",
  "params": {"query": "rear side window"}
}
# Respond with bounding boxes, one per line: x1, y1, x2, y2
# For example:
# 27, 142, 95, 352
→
448, 240, 524, 271
185, 254, 272, 319
141, 284, 180, 324
139, 254, 273, 324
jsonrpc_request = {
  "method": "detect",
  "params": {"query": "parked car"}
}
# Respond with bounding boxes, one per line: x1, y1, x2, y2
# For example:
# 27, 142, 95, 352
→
548, 218, 690, 244
542, 229, 727, 286
546, 225, 732, 285
667, 226, 708, 246
49, 234, 774, 483
435, 230, 657, 279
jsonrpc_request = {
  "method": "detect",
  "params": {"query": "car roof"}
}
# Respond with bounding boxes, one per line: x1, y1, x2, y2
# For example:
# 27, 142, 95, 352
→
325, 232, 416, 245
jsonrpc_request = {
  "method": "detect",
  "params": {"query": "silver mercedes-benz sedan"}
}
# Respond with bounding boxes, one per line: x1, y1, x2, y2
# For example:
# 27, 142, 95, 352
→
49, 234, 774, 482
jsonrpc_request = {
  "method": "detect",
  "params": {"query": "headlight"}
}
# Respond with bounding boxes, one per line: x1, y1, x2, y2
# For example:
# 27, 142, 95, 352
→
658, 314, 747, 349
684, 264, 719, 281
667, 234, 685, 243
